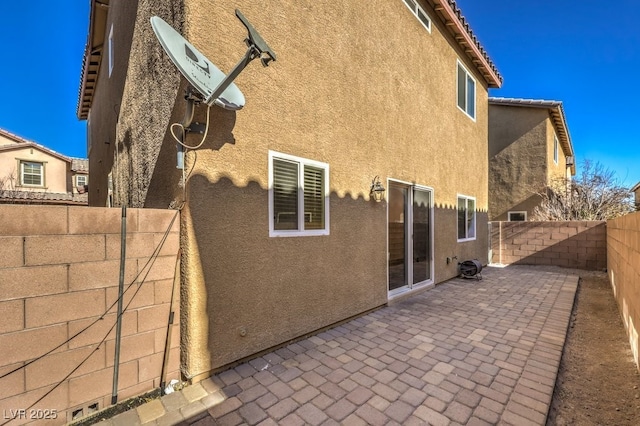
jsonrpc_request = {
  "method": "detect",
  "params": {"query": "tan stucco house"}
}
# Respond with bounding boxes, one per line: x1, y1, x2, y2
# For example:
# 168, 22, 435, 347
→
0, 128, 88, 205
488, 97, 575, 221
78, 0, 502, 380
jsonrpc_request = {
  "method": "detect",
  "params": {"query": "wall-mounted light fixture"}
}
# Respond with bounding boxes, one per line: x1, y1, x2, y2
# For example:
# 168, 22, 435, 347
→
370, 176, 386, 202
566, 156, 574, 166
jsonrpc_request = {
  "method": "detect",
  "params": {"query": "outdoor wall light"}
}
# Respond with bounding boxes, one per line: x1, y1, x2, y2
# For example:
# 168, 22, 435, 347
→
370, 176, 386, 202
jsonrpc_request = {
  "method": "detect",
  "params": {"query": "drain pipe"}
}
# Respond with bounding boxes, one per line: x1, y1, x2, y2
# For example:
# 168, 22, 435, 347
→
111, 205, 127, 405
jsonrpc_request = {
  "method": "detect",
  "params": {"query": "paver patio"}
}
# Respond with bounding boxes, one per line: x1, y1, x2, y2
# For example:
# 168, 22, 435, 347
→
98, 265, 578, 425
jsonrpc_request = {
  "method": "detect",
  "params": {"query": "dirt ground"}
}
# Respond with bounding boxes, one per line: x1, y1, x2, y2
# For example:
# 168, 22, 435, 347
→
547, 271, 640, 425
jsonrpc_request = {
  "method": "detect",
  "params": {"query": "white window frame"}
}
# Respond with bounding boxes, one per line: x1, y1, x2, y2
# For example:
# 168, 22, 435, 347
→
19, 161, 44, 187
269, 151, 330, 237
508, 211, 527, 222
457, 60, 476, 121
457, 194, 476, 242
108, 24, 114, 77
402, 0, 431, 33
553, 135, 559, 164
76, 175, 88, 187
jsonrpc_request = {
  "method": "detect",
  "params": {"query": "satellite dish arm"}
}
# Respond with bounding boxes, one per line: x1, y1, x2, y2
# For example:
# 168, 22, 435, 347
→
236, 9, 276, 66
204, 9, 276, 106
204, 47, 255, 106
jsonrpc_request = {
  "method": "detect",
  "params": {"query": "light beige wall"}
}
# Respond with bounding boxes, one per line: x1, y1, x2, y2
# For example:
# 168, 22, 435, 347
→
99, 0, 492, 376
0, 133, 21, 145
489, 105, 548, 220
0, 148, 69, 194
546, 120, 568, 181
607, 212, 640, 371
0, 205, 180, 424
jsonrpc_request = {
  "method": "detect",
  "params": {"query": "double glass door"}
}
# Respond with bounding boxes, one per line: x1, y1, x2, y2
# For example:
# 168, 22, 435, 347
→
388, 182, 433, 293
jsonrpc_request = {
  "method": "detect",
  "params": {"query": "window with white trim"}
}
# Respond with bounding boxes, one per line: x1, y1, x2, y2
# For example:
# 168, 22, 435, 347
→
108, 24, 114, 77
20, 161, 43, 186
402, 0, 431, 32
508, 211, 527, 222
457, 195, 476, 241
269, 151, 329, 237
457, 61, 476, 120
553, 135, 559, 164
76, 175, 88, 187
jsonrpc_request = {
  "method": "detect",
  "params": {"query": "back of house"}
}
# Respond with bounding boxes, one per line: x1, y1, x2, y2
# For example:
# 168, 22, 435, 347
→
79, 0, 501, 380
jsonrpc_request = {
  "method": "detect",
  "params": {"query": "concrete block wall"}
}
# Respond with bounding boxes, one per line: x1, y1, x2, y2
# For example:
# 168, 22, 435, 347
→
607, 212, 640, 371
0, 205, 180, 424
490, 221, 607, 270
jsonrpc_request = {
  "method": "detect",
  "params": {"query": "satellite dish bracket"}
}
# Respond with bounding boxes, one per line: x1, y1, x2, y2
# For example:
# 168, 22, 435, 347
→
204, 9, 276, 106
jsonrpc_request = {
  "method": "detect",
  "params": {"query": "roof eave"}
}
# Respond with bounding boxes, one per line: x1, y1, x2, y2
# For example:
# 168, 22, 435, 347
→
76, 0, 110, 120
0, 141, 73, 164
431, 0, 502, 88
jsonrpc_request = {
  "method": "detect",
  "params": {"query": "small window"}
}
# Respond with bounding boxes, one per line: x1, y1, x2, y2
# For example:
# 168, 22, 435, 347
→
20, 161, 43, 186
457, 61, 476, 120
108, 24, 114, 77
554, 135, 559, 164
77, 175, 88, 187
508, 211, 527, 222
269, 151, 329, 237
402, 0, 431, 32
457, 195, 476, 241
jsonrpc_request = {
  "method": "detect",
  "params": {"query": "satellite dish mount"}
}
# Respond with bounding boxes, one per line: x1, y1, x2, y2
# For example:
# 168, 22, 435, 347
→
150, 9, 276, 169
204, 10, 276, 106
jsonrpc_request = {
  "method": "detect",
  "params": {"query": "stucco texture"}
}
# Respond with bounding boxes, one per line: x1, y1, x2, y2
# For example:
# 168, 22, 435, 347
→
488, 104, 568, 221
0, 147, 69, 194
99, 0, 492, 376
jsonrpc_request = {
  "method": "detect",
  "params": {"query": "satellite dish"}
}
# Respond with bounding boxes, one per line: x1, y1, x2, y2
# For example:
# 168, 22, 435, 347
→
150, 16, 246, 110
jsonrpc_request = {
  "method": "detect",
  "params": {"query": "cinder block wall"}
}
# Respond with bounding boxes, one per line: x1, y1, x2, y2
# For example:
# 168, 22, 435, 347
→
607, 212, 640, 371
490, 221, 607, 270
0, 205, 180, 424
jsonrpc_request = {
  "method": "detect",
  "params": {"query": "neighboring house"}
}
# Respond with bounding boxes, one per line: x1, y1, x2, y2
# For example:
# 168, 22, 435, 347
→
632, 182, 640, 211
488, 97, 576, 221
78, 0, 502, 380
0, 128, 88, 205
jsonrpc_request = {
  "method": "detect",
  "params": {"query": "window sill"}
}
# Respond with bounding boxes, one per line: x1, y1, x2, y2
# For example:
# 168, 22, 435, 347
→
457, 237, 477, 243
269, 229, 330, 238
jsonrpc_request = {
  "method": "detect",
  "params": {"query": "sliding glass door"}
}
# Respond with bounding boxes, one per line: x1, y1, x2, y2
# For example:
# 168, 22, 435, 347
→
388, 182, 433, 294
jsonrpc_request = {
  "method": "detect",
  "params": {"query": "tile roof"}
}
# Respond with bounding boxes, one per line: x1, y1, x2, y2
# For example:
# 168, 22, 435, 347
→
71, 158, 90, 172
435, 0, 502, 87
0, 191, 88, 205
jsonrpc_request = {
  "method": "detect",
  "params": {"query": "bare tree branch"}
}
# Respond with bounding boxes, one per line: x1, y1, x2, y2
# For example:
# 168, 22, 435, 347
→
531, 160, 634, 221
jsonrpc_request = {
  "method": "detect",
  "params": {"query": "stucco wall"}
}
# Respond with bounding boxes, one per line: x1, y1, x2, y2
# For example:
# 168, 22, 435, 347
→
0, 205, 180, 424
546, 119, 568, 182
607, 212, 640, 371
0, 148, 69, 194
490, 220, 607, 270
96, 0, 492, 377
488, 105, 548, 221
86, 0, 145, 207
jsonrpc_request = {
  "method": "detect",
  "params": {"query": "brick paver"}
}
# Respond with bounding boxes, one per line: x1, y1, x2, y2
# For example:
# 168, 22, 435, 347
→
102, 265, 578, 425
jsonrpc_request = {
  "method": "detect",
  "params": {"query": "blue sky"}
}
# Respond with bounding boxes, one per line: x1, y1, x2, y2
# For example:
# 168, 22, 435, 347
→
0, 2, 89, 158
456, 0, 640, 186
0, 1, 638, 186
